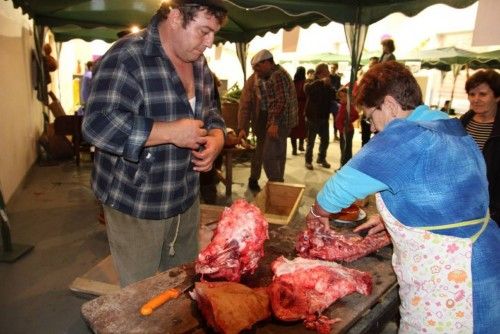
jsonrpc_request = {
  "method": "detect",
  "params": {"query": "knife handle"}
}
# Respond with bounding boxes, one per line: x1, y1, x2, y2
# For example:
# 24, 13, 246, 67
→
140, 288, 181, 316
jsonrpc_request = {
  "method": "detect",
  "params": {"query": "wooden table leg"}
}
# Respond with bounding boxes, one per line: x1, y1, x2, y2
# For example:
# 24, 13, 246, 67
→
224, 149, 233, 197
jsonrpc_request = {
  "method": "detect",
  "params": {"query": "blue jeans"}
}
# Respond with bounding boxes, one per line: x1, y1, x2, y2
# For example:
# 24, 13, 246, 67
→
305, 119, 330, 163
262, 125, 288, 182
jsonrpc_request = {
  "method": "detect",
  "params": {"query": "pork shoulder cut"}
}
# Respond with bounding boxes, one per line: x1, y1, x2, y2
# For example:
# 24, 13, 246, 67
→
296, 218, 391, 262
195, 199, 269, 282
190, 281, 271, 334
268, 256, 372, 333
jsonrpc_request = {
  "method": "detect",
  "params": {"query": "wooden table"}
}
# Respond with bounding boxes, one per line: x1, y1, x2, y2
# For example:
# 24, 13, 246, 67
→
81, 223, 398, 334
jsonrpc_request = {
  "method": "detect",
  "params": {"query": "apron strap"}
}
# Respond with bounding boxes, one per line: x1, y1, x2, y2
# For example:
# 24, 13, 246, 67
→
421, 210, 490, 243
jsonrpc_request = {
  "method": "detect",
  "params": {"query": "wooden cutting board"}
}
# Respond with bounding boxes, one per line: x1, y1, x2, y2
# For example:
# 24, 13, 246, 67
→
81, 225, 397, 334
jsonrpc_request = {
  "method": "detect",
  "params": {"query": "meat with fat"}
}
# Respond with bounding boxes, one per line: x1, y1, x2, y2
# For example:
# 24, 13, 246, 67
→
190, 281, 271, 334
296, 218, 391, 262
268, 256, 372, 333
195, 199, 269, 282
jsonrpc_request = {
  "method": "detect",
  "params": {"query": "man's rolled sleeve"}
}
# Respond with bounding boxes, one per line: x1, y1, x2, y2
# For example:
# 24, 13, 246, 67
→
122, 116, 154, 162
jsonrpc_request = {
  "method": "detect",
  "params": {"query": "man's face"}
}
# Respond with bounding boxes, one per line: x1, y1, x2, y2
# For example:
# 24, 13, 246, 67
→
317, 67, 329, 80
252, 60, 272, 79
168, 9, 221, 62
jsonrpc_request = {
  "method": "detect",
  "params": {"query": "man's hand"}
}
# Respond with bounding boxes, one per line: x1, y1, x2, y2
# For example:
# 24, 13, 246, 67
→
267, 124, 278, 139
238, 129, 247, 141
353, 214, 386, 235
191, 128, 224, 172
147, 119, 207, 149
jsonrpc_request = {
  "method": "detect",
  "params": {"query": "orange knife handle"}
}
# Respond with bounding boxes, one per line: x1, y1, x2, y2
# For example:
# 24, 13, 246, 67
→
140, 288, 181, 316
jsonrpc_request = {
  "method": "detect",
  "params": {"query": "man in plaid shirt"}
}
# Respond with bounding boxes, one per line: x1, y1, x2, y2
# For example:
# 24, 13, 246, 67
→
238, 49, 298, 191
82, 0, 227, 287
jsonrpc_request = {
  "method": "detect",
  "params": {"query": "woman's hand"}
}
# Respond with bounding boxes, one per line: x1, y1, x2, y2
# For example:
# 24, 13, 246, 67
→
353, 214, 386, 235
306, 202, 331, 230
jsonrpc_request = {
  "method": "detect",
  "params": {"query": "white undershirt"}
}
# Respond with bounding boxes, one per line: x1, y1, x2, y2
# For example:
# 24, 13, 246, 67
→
189, 97, 196, 114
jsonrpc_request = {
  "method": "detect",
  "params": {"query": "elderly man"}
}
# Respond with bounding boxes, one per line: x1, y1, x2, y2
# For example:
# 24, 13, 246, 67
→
238, 49, 298, 191
82, 0, 227, 287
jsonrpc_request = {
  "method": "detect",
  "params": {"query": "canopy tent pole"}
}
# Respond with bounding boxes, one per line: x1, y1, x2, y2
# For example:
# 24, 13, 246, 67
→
235, 42, 249, 81
343, 7, 368, 163
449, 63, 463, 110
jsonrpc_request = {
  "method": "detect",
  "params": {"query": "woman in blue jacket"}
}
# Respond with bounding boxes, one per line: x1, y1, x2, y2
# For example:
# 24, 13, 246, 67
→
308, 61, 499, 333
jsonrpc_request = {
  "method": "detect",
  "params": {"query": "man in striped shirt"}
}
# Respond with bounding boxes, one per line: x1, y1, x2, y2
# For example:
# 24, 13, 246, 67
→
82, 0, 227, 286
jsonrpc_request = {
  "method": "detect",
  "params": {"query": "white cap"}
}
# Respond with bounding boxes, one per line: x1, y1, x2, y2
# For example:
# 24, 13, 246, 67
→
251, 49, 273, 66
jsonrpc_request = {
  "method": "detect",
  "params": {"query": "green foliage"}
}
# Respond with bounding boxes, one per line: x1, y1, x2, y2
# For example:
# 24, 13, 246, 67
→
222, 83, 242, 103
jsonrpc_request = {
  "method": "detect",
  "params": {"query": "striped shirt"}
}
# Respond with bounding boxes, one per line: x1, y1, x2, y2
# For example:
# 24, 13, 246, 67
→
466, 119, 494, 150
82, 14, 225, 219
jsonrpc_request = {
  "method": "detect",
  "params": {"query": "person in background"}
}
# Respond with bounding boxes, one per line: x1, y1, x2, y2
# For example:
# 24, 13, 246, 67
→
238, 49, 298, 188
238, 71, 264, 192
306, 68, 315, 81
335, 86, 359, 167
440, 100, 455, 115
307, 61, 499, 333
460, 69, 500, 225
329, 62, 341, 92
304, 63, 336, 170
82, 0, 228, 287
77, 60, 94, 116
329, 62, 341, 141
306, 68, 315, 82
80, 61, 94, 105
290, 66, 307, 155
360, 56, 379, 146
379, 38, 396, 62
368, 56, 379, 68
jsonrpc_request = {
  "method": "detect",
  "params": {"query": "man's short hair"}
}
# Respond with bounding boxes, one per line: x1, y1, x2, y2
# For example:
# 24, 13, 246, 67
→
157, 0, 227, 26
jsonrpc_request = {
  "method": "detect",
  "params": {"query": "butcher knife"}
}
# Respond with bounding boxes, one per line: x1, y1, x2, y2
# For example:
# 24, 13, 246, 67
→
140, 281, 194, 316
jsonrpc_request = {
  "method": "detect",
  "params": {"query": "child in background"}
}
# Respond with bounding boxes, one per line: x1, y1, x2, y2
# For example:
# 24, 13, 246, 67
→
336, 86, 359, 167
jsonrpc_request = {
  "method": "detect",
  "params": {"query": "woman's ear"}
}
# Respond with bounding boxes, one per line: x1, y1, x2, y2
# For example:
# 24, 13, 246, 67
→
383, 95, 404, 118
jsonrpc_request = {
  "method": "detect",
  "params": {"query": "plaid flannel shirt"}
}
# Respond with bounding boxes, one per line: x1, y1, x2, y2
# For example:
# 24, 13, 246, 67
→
82, 14, 225, 219
263, 65, 298, 130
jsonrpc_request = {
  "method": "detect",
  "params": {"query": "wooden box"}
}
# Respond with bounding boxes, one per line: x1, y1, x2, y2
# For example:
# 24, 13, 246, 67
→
254, 182, 305, 225
199, 204, 224, 225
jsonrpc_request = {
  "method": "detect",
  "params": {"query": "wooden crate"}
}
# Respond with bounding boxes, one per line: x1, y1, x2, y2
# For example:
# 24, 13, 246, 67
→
199, 203, 224, 225
254, 182, 305, 225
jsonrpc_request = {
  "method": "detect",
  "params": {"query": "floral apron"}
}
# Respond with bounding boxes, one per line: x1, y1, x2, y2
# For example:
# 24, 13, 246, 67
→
375, 193, 490, 333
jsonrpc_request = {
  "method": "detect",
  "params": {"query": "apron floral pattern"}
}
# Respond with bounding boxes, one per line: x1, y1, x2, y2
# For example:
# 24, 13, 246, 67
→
375, 194, 489, 333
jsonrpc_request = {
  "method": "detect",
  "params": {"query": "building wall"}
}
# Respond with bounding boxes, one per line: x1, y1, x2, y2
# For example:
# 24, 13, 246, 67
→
0, 1, 44, 203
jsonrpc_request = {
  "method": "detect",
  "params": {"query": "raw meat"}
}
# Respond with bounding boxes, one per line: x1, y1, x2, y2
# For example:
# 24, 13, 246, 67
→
296, 218, 391, 262
268, 256, 372, 333
195, 199, 269, 282
190, 281, 271, 334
